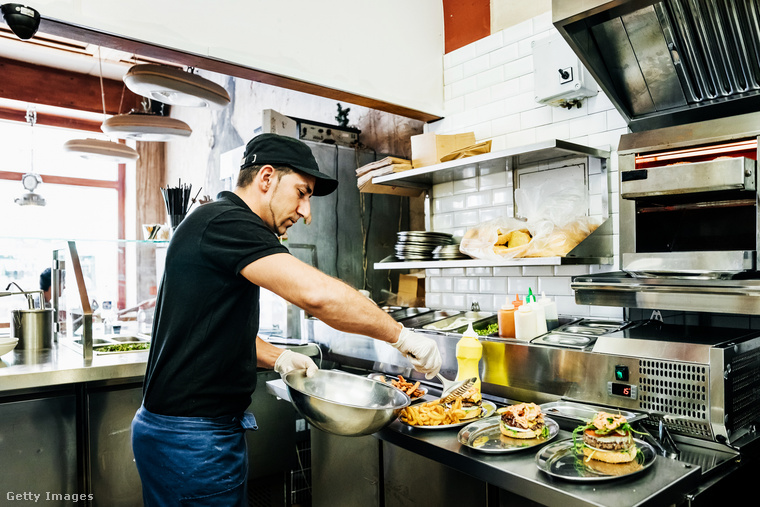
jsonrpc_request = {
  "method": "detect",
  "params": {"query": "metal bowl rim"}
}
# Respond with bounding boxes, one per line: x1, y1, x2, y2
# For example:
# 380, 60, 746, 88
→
283, 369, 411, 410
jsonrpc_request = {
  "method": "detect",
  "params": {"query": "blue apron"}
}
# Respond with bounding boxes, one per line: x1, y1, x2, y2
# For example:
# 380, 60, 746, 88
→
131, 405, 258, 506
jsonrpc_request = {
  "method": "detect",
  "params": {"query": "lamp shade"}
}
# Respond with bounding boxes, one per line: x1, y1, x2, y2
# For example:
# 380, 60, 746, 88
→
63, 139, 139, 161
123, 64, 230, 108
101, 113, 192, 141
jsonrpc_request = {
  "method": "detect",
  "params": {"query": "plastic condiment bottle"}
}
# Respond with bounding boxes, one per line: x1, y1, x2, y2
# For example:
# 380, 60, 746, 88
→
498, 295, 517, 338
456, 323, 483, 392
514, 304, 537, 341
538, 291, 559, 330
526, 289, 547, 335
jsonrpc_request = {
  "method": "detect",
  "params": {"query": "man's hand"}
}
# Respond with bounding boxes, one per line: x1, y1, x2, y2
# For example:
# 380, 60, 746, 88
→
274, 349, 318, 377
390, 326, 442, 379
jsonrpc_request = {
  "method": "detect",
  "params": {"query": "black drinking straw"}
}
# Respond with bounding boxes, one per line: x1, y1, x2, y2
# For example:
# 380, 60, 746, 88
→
161, 180, 193, 230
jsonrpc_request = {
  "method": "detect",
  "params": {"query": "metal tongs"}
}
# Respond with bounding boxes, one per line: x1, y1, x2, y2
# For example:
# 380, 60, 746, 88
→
433, 374, 476, 404
639, 420, 680, 459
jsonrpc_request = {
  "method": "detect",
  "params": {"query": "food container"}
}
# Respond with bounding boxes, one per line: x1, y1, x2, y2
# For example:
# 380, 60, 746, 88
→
283, 369, 409, 436
399, 310, 460, 329
388, 307, 431, 321
422, 311, 494, 332
453, 315, 499, 336
11, 308, 53, 350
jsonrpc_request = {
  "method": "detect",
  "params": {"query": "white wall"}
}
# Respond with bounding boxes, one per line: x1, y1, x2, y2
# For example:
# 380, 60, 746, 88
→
164, 70, 425, 200
34, 0, 445, 116
423, 12, 629, 320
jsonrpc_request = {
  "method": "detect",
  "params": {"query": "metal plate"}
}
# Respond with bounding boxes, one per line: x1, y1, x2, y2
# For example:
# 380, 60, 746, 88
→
535, 438, 656, 481
401, 400, 496, 430
457, 416, 559, 453
540, 400, 647, 426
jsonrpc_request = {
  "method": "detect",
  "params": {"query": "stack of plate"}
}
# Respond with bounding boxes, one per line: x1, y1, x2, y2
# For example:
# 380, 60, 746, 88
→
433, 243, 470, 260
395, 231, 454, 261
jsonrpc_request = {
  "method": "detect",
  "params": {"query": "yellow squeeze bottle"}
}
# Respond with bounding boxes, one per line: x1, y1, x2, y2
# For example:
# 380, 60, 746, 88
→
456, 322, 483, 392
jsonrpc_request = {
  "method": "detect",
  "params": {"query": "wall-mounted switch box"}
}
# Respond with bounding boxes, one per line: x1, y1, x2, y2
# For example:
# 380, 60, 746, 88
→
533, 33, 598, 107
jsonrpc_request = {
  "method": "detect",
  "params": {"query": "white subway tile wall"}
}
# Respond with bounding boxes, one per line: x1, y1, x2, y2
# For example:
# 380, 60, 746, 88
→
426, 14, 624, 320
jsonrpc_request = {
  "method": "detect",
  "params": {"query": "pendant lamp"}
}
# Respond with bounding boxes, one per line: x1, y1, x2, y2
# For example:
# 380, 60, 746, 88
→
63, 138, 139, 161
101, 112, 192, 141
64, 48, 141, 160
123, 64, 230, 108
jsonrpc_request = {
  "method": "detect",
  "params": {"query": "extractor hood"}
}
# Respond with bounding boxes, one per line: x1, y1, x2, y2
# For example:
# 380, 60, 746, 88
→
553, 0, 760, 132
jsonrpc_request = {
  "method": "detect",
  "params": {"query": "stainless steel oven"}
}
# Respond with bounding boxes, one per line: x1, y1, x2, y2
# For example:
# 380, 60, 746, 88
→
618, 113, 759, 278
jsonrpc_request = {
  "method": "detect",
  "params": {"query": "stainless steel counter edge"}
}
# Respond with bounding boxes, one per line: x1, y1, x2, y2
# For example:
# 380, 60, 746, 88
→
0, 340, 320, 394
0, 344, 149, 392
375, 421, 703, 507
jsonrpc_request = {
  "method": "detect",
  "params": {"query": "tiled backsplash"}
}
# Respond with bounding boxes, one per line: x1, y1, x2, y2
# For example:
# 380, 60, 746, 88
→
423, 12, 626, 320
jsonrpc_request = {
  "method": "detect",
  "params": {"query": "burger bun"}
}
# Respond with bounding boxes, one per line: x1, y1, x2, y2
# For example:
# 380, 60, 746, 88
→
582, 445, 637, 464
460, 403, 482, 421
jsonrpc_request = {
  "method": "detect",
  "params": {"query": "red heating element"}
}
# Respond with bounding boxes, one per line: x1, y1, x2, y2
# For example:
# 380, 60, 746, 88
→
635, 139, 758, 169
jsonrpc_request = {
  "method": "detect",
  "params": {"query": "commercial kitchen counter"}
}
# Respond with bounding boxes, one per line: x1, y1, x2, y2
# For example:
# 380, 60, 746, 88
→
377, 420, 702, 507
267, 376, 710, 507
0, 341, 148, 393
0, 338, 317, 507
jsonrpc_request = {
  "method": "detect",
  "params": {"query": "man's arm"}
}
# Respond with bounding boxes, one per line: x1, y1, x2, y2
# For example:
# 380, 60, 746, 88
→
244, 253, 441, 379
256, 335, 284, 368
241, 253, 400, 344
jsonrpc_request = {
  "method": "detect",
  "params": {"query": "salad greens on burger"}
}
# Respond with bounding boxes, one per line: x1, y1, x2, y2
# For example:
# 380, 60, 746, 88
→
573, 412, 642, 464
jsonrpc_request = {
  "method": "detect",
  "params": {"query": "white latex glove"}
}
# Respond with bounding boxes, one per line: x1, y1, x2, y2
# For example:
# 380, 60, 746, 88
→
274, 349, 318, 377
390, 326, 442, 379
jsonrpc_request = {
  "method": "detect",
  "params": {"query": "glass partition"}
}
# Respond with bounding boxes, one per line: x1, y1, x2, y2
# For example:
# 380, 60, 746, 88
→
1, 238, 166, 355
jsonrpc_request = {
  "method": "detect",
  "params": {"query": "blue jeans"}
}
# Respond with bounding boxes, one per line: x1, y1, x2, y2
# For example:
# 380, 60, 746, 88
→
131, 405, 258, 506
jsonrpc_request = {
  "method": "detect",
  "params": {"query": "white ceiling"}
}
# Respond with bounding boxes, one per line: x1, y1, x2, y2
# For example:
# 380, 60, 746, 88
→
0, 26, 177, 80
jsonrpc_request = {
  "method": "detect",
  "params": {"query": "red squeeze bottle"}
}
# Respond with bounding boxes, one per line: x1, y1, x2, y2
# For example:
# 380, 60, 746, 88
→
498, 294, 522, 338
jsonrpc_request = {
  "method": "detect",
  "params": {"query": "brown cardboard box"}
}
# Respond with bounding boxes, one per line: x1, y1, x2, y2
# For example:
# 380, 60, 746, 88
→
397, 273, 425, 307
411, 132, 476, 168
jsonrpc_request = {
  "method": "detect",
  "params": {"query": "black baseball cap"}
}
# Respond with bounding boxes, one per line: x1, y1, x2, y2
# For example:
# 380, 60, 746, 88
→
240, 133, 338, 196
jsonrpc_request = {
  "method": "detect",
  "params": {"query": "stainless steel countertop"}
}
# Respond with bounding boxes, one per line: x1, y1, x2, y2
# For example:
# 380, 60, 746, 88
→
0, 338, 320, 395
267, 377, 703, 506
376, 421, 703, 507
0, 341, 148, 393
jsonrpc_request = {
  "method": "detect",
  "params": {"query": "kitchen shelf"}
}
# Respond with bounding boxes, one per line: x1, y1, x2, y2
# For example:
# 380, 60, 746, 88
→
371, 139, 610, 189
371, 139, 614, 270
374, 254, 613, 270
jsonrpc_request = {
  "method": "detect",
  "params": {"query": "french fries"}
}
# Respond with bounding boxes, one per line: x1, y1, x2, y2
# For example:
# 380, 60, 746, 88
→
400, 397, 469, 426
391, 375, 425, 398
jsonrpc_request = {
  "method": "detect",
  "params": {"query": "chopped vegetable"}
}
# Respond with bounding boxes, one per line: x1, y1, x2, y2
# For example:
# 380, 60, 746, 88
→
476, 323, 499, 336
96, 342, 150, 352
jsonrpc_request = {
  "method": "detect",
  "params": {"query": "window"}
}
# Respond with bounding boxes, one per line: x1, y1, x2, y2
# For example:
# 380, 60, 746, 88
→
0, 113, 128, 323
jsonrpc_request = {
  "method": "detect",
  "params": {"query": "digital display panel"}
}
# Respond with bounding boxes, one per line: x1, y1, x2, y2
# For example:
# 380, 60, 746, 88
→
610, 382, 634, 398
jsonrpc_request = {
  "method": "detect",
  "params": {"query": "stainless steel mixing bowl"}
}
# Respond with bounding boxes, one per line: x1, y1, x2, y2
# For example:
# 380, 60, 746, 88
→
283, 369, 410, 436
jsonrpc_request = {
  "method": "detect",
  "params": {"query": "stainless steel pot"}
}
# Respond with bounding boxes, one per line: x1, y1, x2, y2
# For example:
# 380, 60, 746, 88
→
11, 308, 53, 350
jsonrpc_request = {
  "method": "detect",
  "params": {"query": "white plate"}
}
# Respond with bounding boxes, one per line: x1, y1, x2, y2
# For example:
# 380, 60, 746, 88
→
458, 416, 559, 453
0, 338, 19, 356
401, 400, 497, 430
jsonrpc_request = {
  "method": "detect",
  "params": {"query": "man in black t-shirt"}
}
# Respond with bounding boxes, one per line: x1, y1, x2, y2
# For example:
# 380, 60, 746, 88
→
132, 133, 442, 506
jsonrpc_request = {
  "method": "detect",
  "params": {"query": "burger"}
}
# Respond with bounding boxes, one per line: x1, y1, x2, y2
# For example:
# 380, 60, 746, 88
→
574, 412, 638, 464
498, 402, 547, 439
458, 386, 483, 421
